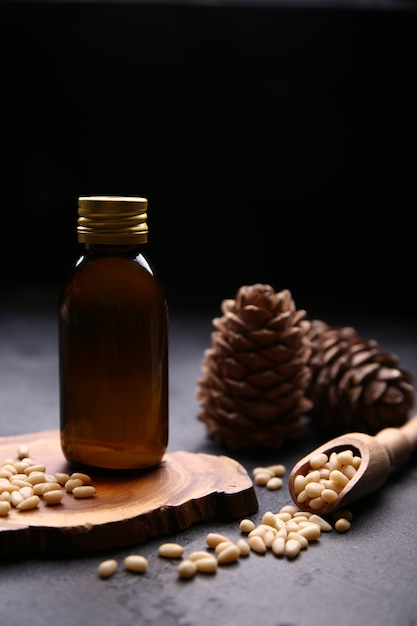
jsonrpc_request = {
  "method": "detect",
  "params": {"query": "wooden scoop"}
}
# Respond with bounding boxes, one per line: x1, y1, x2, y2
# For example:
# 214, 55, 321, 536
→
288, 414, 417, 515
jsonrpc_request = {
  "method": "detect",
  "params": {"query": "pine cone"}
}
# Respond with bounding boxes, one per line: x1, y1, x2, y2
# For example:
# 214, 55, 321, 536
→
306, 319, 415, 435
196, 284, 313, 449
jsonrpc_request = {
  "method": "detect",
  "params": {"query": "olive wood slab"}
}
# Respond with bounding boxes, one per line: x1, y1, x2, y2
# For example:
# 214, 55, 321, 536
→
0, 430, 258, 557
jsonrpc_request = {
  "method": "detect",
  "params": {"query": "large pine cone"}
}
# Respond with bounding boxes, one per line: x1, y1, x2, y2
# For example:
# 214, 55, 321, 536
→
306, 319, 415, 435
196, 284, 313, 449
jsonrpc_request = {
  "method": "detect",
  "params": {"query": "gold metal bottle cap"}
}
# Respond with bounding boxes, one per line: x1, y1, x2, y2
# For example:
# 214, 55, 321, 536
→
77, 196, 148, 244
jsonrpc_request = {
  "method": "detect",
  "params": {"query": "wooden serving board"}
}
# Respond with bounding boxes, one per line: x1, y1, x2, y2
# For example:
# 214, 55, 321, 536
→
0, 430, 258, 557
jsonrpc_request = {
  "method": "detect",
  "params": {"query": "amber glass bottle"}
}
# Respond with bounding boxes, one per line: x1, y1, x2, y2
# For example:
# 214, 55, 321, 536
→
59, 196, 168, 470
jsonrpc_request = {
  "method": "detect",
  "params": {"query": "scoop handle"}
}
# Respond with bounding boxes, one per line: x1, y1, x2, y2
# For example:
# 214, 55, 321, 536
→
375, 415, 417, 467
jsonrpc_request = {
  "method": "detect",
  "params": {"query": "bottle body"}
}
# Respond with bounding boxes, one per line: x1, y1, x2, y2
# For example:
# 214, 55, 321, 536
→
59, 245, 169, 470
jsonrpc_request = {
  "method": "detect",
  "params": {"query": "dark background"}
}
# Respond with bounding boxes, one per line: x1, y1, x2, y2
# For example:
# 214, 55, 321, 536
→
1, 0, 416, 321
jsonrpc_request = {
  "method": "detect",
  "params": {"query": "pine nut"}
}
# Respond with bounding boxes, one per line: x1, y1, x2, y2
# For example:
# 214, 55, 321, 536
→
19, 486, 34, 499
239, 518, 255, 533
124, 555, 148, 573
98, 559, 118, 579
16, 495, 41, 510
271, 536, 286, 556
71, 472, 92, 484
334, 518, 351, 533
214, 540, 233, 555
65, 478, 83, 493
287, 531, 308, 549
195, 556, 218, 573
177, 559, 197, 579
248, 535, 267, 554
158, 542, 184, 558
294, 475, 306, 492
309, 453, 328, 469
43, 489, 63, 505
329, 469, 349, 487
297, 524, 321, 541
54, 472, 71, 486
264, 530, 276, 547
11, 491, 24, 507
305, 482, 324, 498
39, 482, 62, 495
187, 550, 212, 561
266, 476, 283, 490
285, 538, 302, 559
236, 538, 250, 556
342, 464, 357, 480
321, 488, 339, 503
24, 464, 46, 475
261, 511, 278, 527
309, 496, 326, 510
205, 533, 231, 548
17, 444, 30, 459
216, 543, 240, 564
72, 485, 96, 498
0, 501, 11, 516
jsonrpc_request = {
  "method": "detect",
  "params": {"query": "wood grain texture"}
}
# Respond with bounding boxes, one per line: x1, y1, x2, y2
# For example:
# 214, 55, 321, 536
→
0, 430, 258, 557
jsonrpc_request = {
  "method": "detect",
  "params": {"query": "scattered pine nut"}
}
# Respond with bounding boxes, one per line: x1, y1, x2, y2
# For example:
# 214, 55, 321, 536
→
71, 472, 92, 485
65, 478, 84, 493
158, 542, 184, 558
16, 495, 41, 510
54, 472, 71, 486
98, 559, 118, 579
0, 500, 11, 516
248, 535, 267, 554
285, 538, 302, 559
187, 550, 212, 561
72, 485, 96, 499
334, 518, 351, 533
214, 540, 233, 555
239, 518, 255, 533
124, 555, 148, 573
43, 489, 63, 505
205, 533, 231, 549
266, 477, 283, 490
236, 538, 250, 556
17, 444, 30, 459
194, 556, 218, 573
177, 559, 197, 579
216, 543, 240, 564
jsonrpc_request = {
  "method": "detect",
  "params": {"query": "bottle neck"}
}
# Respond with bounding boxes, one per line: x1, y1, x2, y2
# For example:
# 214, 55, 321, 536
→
83, 242, 144, 258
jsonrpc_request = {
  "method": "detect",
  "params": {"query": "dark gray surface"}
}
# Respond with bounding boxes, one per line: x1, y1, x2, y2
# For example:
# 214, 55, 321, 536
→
1, 295, 417, 626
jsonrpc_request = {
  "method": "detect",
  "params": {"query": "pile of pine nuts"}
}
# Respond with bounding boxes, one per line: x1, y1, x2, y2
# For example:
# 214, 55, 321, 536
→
98, 502, 353, 580
0, 444, 96, 516
97, 459, 354, 581
291, 449, 361, 512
